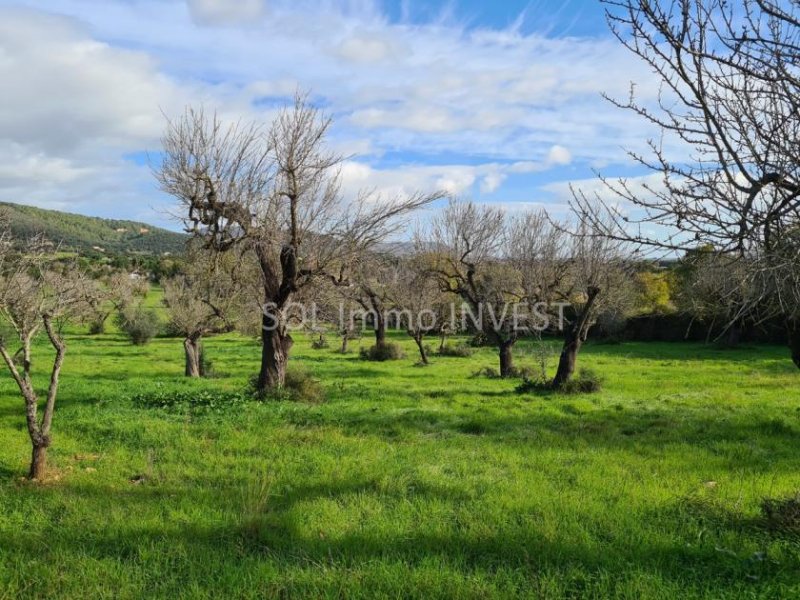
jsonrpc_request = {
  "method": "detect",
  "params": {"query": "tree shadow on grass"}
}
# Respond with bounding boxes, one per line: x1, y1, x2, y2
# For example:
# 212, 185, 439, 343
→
0, 476, 793, 597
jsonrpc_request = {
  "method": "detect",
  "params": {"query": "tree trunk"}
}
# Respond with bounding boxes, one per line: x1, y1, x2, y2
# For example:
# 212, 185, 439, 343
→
257, 314, 293, 392
722, 321, 742, 348
414, 333, 428, 364
552, 330, 581, 388
552, 287, 601, 389
374, 313, 387, 348
29, 443, 48, 480
499, 341, 515, 377
340, 333, 349, 354
184, 336, 202, 377
788, 323, 800, 369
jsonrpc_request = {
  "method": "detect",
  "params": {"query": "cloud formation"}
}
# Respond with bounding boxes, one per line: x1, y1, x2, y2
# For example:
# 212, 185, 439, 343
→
0, 0, 663, 225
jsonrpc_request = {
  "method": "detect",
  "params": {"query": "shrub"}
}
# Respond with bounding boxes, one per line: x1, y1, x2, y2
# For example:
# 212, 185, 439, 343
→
468, 333, 492, 347
562, 368, 604, 393
115, 306, 160, 345
471, 366, 500, 379
311, 335, 329, 350
438, 343, 474, 358
283, 366, 327, 403
248, 366, 327, 403
88, 318, 106, 335
199, 349, 220, 378
761, 494, 800, 533
472, 365, 533, 379
359, 342, 405, 361
517, 368, 604, 395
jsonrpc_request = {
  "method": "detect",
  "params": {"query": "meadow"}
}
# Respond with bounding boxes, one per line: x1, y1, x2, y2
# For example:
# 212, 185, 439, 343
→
1, 323, 799, 599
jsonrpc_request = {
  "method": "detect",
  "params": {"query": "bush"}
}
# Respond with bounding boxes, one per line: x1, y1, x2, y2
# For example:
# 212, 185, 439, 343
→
471, 366, 500, 379
517, 368, 604, 394
468, 333, 492, 347
248, 366, 327, 404
311, 335, 329, 350
88, 318, 106, 335
562, 368, 604, 393
438, 343, 474, 358
283, 367, 327, 403
115, 306, 160, 345
359, 342, 405, 361
761, 494, 800, 533
472, 365, 533, 379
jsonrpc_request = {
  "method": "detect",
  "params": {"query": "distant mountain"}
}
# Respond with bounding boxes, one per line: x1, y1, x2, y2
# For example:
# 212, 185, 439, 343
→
0, 202, 187, 256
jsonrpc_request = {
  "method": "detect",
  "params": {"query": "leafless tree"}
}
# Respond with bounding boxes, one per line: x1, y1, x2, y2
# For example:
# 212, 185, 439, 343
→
0, 234, 96, 479
571, 0, 800, 365
84, 271, 149, 334
156, 93, 442, 391
347, 253, 402, 352
421, 199, 522, 376
162, 247, 244, 377
390, 256, 448, 364
507, 210, 632, 387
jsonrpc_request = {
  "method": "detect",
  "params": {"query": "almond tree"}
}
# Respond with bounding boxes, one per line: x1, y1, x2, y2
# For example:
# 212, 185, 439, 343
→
390, 256, 447, 364
507, 210, 631, 387
0, 233, 95, 479
156, 94, 442, 392
348, 254, 401, 352
572, 0, 800, 366
84, 271, 150, 334
422, 199, 522, 377
162, 248, 244, 377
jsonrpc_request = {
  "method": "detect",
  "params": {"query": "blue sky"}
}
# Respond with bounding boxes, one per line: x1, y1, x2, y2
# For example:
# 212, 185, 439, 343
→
0, 0, 660, 229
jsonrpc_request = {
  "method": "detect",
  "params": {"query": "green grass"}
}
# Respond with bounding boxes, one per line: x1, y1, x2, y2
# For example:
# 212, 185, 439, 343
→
0, 328, 799, 599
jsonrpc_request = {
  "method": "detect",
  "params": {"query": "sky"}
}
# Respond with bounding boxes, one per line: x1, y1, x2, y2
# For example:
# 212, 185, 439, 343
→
0, 0, 663, 230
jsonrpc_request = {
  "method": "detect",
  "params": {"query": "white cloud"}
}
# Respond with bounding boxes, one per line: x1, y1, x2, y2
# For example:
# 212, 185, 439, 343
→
186, 0, 265, 25
547, 145, 572, 166
336, 32, 406, 63
0, 0, 670, 225
480, 171, 506, 194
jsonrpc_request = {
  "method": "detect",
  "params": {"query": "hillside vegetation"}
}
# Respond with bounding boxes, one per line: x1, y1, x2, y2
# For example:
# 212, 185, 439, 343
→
1, 201, 187, 256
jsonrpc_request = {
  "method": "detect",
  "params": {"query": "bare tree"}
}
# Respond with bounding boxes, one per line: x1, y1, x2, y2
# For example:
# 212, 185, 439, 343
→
571, 0, 800, 365
84, 271, 150, 334
0, 234, 95, 479
162, 247, 243, 377
507, 210, 631, 387
348, 253, 401, 352
156, 94, 442, 392
390, 256, 447, 364
551, 223, 631, 387
422, 199, 522, 377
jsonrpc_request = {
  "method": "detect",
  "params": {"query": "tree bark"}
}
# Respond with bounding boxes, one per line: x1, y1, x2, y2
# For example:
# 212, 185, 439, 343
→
499, 340, 515, 377
374, 312, 387, 348
722, 321, 742, 348
552, 330, 581, 388
184, 335, 202, 377
340, 333, 349, 354
413, 333, 428, 364
257, 311, 293, 392
29, 444, 48, 480
552, 286, 601, 389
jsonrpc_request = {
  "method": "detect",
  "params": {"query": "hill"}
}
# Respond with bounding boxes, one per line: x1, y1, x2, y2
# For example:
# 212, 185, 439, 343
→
0, 201, 187, 256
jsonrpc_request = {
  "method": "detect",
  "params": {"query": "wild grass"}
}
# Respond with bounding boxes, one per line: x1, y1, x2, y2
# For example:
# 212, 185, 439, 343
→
0, 327, 799, 598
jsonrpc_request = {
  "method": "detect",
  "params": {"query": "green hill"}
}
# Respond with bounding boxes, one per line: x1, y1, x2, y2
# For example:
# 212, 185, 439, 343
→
0, 201, 187, 256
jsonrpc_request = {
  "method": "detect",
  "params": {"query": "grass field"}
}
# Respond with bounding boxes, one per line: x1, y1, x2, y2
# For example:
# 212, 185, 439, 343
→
1, 325, 799, 598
